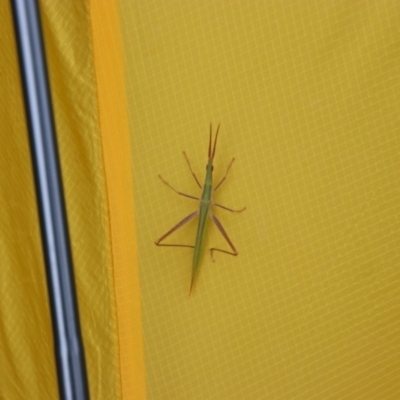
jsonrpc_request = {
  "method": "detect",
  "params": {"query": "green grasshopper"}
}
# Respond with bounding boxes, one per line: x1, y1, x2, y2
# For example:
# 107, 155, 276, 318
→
155, 124, 246, 294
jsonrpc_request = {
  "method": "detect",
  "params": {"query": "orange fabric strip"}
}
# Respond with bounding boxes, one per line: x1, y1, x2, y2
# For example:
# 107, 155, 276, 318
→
89, 2, 146, 399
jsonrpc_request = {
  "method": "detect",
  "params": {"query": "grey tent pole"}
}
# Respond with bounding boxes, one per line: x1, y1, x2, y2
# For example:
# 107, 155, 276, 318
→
10, 1, 90, 399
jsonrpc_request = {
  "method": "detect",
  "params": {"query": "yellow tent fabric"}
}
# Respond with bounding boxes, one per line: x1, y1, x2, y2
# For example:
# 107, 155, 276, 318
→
1, 1, 400, 400
122, 2, 400, 399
